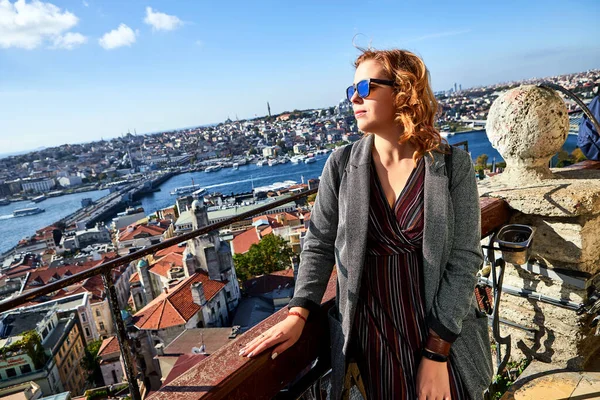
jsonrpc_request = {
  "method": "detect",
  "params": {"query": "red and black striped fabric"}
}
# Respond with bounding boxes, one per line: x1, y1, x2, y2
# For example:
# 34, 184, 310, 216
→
348, 157, 468, 399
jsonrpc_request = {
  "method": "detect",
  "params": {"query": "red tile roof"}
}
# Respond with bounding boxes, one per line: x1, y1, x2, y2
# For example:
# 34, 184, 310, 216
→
98, 336, 120, 358
231, 228, 260, 255
149, 252, 184, 279
25, 265, 92, 290
129, 272, 140, 283
118, 224, 166, 242
133, 272, 226, 330
154, 243, 186, 258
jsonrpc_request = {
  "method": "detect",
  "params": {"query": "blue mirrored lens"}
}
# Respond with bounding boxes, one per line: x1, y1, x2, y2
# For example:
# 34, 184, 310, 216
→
346, 86, 355, 101
357, 80, 370, 98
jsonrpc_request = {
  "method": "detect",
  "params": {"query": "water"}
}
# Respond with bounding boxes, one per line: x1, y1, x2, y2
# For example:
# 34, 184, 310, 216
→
138, 155, 332, 213
0, 131, 581, 255
0, 190, 109, 254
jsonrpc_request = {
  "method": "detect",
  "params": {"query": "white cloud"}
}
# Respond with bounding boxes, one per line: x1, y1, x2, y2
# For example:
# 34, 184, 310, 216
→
0, 0, 83, 49
98, 23, 136, 50
143, 7, 182, 31
52, 32, 87, 49
195, 40, 203, 47
82, 0, 88, 6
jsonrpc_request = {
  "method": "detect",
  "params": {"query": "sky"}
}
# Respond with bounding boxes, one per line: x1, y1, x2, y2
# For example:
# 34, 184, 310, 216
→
0, 0, 599, 154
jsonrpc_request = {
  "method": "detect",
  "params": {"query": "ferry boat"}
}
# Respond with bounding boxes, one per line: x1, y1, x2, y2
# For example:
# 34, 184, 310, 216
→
304, 156, 317, 164
205, 165, 222, 173
13, 207, 45, 217
0, 199, 9, 206
32, 195, 46, 203
170, 184, 204, 196
440, 130, 454, 138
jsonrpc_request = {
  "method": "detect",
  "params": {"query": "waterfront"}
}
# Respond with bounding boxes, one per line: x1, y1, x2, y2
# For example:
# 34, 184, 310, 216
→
0, 190, 108, 254
0, 130, 580, 255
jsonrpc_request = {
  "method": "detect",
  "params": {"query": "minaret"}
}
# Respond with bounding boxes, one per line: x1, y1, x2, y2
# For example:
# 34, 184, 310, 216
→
267, 102, 271, 117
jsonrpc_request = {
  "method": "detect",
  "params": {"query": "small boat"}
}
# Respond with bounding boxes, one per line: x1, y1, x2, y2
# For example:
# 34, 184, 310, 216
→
0, 199, 9, 206
32, 195, 46, 203
304, 157, 317, 164
13, 207, 45, 217
205, 165, 222, 173
232, 163, 239, 170
268, 159, 279, 167
256, 160, 266, 167
440, 129, 454, 138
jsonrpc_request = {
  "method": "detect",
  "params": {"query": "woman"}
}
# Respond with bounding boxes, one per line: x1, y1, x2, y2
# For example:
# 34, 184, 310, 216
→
239, 48, 493, 400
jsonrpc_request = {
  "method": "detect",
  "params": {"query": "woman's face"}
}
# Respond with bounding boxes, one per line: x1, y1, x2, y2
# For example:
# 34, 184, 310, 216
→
351, 59, 397, 134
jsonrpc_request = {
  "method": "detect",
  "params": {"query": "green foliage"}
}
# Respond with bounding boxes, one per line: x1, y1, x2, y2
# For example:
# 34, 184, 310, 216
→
490, 358, 530, 399
233, 234, 294, 282
86, 389, 107, 400
476, 153, 489, 167
0, 330, 47, 369
307, 193, 317, 203
81, 339, 104, 386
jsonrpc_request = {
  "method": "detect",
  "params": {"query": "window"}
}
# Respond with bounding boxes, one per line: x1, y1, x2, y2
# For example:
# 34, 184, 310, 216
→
111, 370, 118, 384
20, 364, 32, 374
6, 368, 16, 378
211, 307, 215, 315
226, 291, 231, 299
99, 322, 105, 331
217, 301, 221, 308
85, 327, 90, 336
96, 309, 101, 317
81, 313, 86, 322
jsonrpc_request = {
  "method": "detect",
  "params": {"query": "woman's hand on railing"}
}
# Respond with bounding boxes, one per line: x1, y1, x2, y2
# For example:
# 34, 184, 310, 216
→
238, 307, 308, 360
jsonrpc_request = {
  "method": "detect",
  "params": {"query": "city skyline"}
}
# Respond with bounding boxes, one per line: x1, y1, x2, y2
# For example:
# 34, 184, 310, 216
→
1, 0, 599, 153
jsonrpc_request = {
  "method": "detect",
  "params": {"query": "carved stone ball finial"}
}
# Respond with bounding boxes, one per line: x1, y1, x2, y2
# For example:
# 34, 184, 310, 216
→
486, 85, 569, 182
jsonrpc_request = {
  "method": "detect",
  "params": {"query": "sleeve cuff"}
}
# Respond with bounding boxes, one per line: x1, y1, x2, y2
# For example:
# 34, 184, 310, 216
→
288, 297, 321, 321
426, 313, 459, 343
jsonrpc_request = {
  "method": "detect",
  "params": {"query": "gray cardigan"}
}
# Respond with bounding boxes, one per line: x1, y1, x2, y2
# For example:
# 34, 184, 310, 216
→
289, 134, 493, 400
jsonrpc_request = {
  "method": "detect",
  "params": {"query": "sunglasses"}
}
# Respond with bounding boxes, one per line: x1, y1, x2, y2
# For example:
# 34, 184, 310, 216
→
346, 78, 397, 102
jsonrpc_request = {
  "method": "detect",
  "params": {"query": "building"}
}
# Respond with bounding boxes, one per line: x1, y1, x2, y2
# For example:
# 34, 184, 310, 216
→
116, 223, 168, 250
56, 176, 82, 188
19, 293, 99, 346
183, 200, 241, 315
73, 225, 111, 249
96, 336, 124, 387
0, 310, 85, 396
20, 179, 55, 194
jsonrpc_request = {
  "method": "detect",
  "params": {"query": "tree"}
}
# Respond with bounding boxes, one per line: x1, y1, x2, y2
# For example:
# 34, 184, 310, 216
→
307, 193, 317, 203
476, 154, 489, 168
233, 234, 294, 282
81, 339, 104, 386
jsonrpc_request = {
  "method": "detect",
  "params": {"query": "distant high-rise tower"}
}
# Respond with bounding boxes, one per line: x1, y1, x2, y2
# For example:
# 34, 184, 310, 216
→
459, 84, 462, 92
454, 83, 458, 93
267, 102, 271, 117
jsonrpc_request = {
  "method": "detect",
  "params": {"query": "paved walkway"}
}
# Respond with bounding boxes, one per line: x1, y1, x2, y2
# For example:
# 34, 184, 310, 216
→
501, 361, 600, 399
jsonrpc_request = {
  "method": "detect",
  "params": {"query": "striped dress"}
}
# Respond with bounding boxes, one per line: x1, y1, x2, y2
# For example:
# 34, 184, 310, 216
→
348, 157, 468, 399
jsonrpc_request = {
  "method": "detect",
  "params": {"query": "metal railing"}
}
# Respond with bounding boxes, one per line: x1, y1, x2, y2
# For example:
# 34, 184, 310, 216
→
0, 188, 317, 400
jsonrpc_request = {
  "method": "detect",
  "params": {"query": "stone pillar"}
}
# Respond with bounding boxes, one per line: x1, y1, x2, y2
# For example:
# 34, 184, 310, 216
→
481, 85, 600, 370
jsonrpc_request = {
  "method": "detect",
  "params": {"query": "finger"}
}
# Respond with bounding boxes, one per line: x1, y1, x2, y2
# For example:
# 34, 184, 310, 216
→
239, 332, 269, 355
269, 337, 295, 359
247, 332, 285, 357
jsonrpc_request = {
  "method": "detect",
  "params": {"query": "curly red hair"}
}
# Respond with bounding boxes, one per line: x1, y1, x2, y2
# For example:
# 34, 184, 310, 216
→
354, 48, 447, 163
